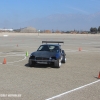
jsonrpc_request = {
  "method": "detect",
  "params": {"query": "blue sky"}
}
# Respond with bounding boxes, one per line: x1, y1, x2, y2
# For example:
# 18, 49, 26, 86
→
0, 0, 100, 31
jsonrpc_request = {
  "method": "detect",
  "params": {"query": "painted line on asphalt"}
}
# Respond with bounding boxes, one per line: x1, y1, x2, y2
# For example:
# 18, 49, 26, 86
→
0, 52, 26, 64
0, 56, 26, 64
3, 35, 9, 37
64, 49, 100, 53
45, 80, 100, 100
7, 56, 26, 64
0, 54, 25, 57
64, 49, 89, 52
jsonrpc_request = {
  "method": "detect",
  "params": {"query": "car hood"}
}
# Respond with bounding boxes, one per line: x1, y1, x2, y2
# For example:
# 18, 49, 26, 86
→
32, 51, 56, 58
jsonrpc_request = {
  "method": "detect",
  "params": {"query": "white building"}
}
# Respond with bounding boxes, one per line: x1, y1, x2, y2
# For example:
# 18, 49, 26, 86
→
0, 28, 13, 31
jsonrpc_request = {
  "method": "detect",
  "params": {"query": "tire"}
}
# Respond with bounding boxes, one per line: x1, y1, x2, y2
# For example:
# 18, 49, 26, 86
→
61, 50, 66, 63
29, 60, 35, 67
61, 56, 66, 63
54, 59, 61, 68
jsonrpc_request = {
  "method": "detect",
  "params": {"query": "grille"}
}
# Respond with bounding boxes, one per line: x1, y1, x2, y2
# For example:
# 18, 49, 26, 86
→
36, 57, 49, 60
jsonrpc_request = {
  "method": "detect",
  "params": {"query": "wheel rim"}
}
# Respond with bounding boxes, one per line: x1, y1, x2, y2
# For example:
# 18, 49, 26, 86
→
59, 60, 61, 66
65, 58, 66, 62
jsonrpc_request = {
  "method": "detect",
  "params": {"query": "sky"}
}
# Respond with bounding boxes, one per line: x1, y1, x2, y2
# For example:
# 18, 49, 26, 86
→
0, 0, 100, 31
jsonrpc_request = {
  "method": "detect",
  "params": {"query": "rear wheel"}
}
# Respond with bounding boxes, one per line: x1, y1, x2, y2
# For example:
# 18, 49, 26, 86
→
61, 56, 66, 63
61, 50, 66, 63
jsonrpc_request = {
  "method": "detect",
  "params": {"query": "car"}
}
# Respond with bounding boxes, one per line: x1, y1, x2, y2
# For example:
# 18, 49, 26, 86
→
28, 41, 66, 68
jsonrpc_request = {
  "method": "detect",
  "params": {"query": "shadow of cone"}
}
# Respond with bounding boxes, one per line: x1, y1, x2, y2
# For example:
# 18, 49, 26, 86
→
98, 72, 100, 79
3, 58, 6, 64
79, 48, 82, 51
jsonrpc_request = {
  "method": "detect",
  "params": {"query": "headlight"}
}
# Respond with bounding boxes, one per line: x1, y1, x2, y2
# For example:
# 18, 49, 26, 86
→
29, 55, 35, 59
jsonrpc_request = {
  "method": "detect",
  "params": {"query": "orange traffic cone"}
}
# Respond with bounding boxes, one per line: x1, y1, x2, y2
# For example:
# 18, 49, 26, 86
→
98, 72, 100, 79
3, 58, 6, 64
79, 47, 82, 51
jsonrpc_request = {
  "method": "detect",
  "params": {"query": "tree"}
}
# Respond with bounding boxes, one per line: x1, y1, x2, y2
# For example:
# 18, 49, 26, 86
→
90, 27, 97, 33
94, 28, 97, 33
98, 26, 100, 32
90, 27, 93, 32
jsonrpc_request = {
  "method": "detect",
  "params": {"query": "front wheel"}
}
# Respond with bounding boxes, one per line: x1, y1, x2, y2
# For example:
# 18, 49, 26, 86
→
29, 60, 36, 67
54, 59, 61, 68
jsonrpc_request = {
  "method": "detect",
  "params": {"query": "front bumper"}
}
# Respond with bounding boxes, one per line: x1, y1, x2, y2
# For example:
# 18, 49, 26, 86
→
29, 59, 57, 64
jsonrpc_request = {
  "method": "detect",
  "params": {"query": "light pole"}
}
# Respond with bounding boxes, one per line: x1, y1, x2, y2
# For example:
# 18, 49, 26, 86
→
38, 30, 40, 36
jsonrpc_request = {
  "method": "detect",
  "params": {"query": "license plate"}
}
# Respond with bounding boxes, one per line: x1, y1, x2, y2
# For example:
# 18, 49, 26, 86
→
37, 62, 47, 64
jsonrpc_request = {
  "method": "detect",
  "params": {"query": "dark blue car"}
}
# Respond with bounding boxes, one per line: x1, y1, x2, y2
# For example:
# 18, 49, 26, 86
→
28, 41, 66, 68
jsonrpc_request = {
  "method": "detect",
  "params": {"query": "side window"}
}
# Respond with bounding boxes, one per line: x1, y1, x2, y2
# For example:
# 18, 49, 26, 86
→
62, 49, 64, 53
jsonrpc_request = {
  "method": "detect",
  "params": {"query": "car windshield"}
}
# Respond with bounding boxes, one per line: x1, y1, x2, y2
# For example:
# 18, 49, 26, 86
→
37, 45, 59, 52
